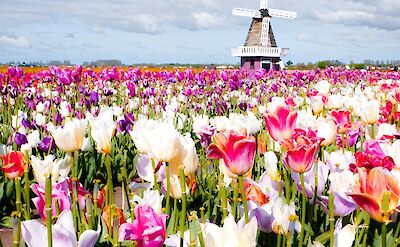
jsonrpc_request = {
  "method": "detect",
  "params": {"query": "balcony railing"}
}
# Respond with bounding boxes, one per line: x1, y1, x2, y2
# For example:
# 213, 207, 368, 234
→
231, 46, 289, 57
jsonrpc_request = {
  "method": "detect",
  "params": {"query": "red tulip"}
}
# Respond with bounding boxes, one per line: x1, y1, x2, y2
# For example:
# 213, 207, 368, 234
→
207, 130, 256, 176
263, 105, 297, 141
330, 110, 351, 134
0, 151, 25, 179
349, 168, 400, 223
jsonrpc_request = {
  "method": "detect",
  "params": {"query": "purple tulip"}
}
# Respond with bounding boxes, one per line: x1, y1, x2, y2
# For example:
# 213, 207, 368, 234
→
15, 132, 28, 147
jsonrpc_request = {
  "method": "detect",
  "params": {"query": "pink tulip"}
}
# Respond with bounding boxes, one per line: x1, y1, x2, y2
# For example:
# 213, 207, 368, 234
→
331, 110, 351, 134
263, 105, 298, 141
119, 204, 167, 247
207, 130, 256, 176
31, 178, 89, 220
281, 134, 321, 173
31, 180, 72, 220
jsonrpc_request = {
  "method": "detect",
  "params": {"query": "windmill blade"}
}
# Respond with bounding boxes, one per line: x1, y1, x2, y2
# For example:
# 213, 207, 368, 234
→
269, 8, 297, 19
232, 8, 260, 18
260, 0, 269, 9
260, 18, 270, 47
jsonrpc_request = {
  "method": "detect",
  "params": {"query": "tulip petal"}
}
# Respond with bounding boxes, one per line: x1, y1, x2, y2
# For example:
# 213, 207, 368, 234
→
349, 193, 382, 222
21, 220, 47, 247
78, 228, 101, 247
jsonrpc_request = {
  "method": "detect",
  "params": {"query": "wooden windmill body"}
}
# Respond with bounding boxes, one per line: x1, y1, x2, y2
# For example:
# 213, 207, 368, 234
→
231, 0, 296, 70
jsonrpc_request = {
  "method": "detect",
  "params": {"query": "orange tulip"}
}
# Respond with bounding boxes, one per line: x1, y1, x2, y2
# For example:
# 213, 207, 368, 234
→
349, 168, 400, 223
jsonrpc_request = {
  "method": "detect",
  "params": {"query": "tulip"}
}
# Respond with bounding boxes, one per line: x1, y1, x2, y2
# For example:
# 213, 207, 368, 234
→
102, 205, 125, 231
129, 118, 156, 154
0, 151, 25, 179
87, 107, 116, 155
263, 105, 297, 141
119, 204, 167, 247
271, 197, 300, 236
316, 118, 337, 146
51, 118, 86, 153
330, 110, 351, 134
31, 180, 72, 220
318, 170, 357, 217
201, 215, 258, 247
31, 155, 72, 185
359, 99, 380, 125
22, 210, 100, 247
207, 130, 256, 176
170, 133, 199, 176
146, 122, 183, 163
264, 151, 280, 181
349, 167, 400, 223
281, 135, 320, 174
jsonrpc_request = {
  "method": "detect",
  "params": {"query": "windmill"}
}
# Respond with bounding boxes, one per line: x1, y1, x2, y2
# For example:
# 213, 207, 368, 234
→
231, 0, 296, 70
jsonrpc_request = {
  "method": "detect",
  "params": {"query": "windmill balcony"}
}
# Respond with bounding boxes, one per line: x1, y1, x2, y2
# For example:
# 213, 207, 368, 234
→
231, 46, 289, 57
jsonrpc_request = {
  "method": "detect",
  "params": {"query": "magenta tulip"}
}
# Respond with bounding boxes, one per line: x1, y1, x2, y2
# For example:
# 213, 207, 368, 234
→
263, 105, 297, 141
207, 130, 256, 176
119, 204, 167, 247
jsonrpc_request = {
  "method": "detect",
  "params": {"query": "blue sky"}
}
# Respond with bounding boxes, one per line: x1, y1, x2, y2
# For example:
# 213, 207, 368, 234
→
0, 0, 399, 64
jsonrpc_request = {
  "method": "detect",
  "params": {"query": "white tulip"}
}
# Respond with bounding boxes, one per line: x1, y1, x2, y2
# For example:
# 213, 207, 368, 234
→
27, 130, 41, 148
35, 113, 47, 127
146, 122, 182, 163
51, 118, 87, 153
171, 133, 199, 176
31, 155, 72, 185
359, 99, 380, 125
264, 151, 280, 181
271, 197, 300, 236
87, 107, 116, 155
202, 215, 257, 247
314, 80, 331, 95
316, 118, 337, 146
129, 118, 156, 154
131, 190, 164, 215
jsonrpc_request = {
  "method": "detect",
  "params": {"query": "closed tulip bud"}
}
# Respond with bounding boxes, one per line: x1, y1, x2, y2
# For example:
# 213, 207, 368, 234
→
316, 118, 337, 146
360, 99, 380, 125
87, 107, 116, 155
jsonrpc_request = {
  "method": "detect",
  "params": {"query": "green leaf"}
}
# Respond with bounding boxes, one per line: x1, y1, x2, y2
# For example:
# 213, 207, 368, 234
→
0, 216, 14, 228
5, 180, 14, 198
167, 207, 177, 235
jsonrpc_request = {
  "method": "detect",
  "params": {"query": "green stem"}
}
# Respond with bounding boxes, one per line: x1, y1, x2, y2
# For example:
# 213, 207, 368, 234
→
382, 223, 387, 247
45, 175, 53, 247
362, 216, 370, 247
328, 192, 334, 247
105, 154, 114, 205
179, 167, 187, 244
23, 153, 31, 219
238, 175, 248, 223
298, 173, 307, 247
151, 158, 159, 191
165, 164, 171, 215
232, 178, 239, 219
219, 176, 227, 219
371, 124, 375, 139
14, 178, 22, 247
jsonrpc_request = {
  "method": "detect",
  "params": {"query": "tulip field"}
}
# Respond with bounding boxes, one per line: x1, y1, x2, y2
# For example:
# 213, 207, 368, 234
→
2, 66, 400, 247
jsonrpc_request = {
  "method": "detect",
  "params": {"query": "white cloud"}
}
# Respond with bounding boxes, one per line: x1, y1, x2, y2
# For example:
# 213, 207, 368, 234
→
0, 34, 30, 48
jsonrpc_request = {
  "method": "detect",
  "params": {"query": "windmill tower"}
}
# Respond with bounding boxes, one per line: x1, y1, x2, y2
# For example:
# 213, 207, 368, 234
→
231, 0, 296, 70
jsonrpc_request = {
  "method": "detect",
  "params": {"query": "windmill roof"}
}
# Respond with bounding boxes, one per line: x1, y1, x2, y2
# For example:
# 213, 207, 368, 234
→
244, 18, 277, 47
